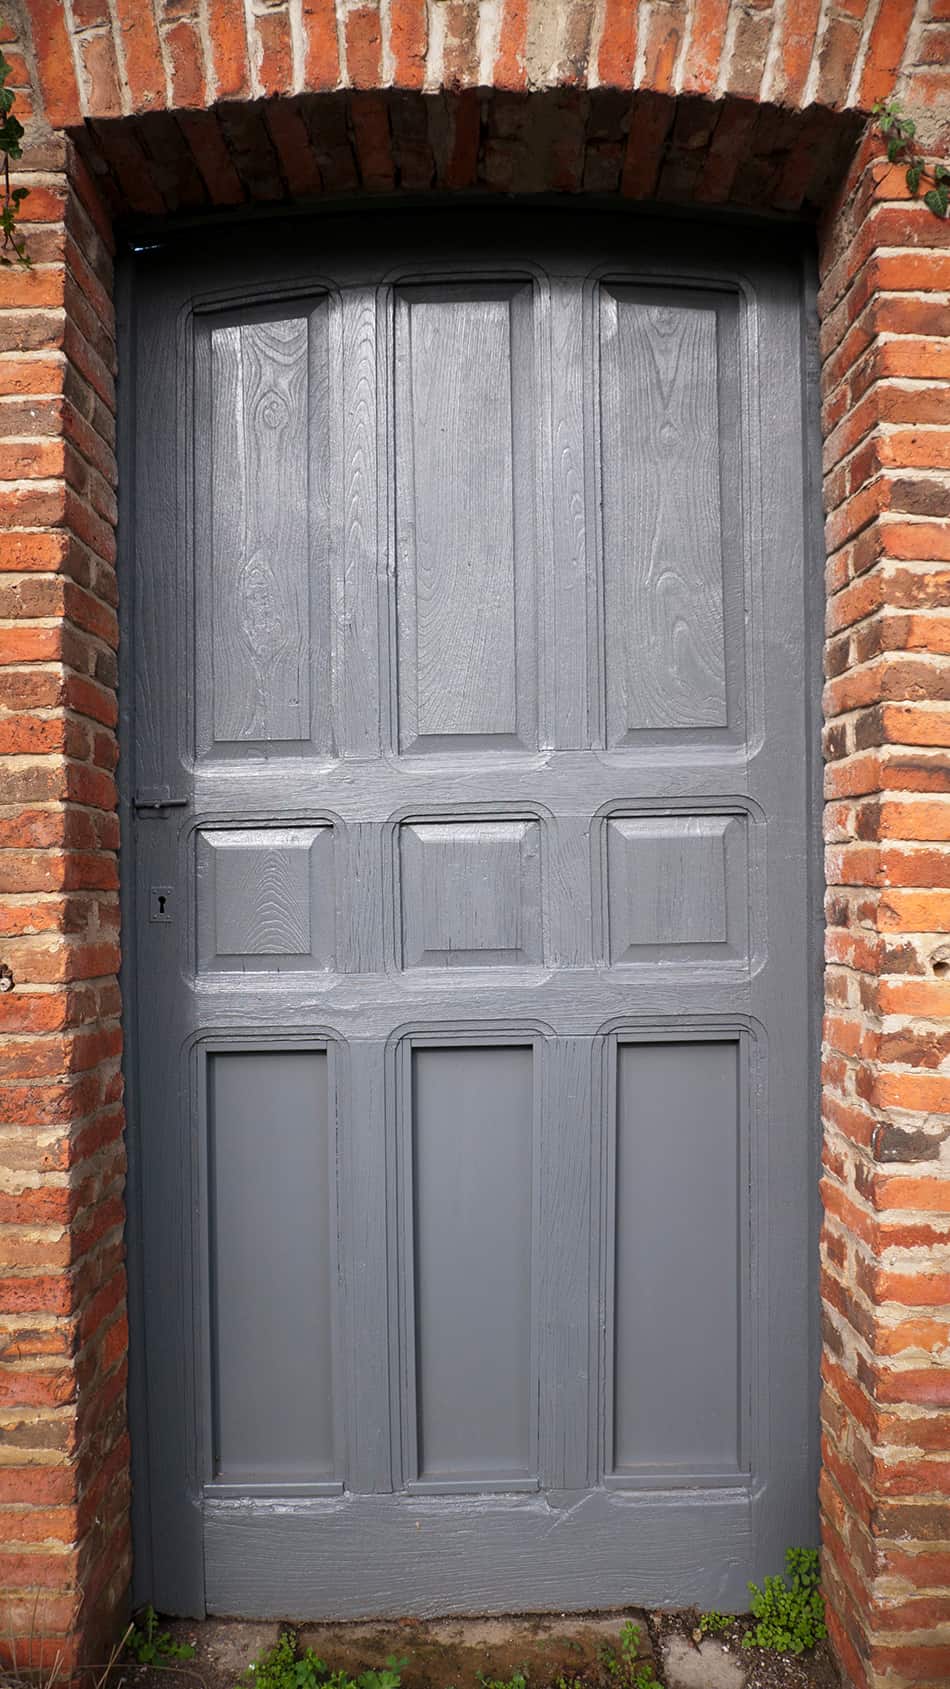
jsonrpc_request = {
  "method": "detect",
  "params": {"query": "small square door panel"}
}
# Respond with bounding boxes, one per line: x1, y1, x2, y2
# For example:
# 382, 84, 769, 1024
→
399, 821, 542, 967
197, 826, 335, 972
606, 813, 748, 963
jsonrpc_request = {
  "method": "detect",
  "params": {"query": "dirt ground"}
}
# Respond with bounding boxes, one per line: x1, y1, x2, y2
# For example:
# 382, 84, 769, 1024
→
120, 1612, 840, 1689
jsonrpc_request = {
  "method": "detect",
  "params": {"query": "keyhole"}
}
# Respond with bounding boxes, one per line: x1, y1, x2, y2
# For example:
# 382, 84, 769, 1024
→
150, 886, 173, 923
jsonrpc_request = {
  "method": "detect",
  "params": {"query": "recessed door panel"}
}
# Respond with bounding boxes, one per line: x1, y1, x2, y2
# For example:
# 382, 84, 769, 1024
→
197, 825, 335, 972
603, 811, 750, 963
208, 1049, 336, 1485
196, 299, 331, 758
399, 821, 542, 967
394, 283, 537, 752
598, 285, 741, 745
407, 1044, 535, 1484
609, 1039, 744, 1481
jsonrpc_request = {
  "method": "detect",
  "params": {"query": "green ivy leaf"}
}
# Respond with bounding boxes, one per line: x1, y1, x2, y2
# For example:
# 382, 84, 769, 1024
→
924, 185, 950, 217
886, 135, 903, 162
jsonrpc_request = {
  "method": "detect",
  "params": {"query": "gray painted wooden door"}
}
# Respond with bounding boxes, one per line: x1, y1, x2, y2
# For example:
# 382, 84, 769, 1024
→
125, 208, 820, 1619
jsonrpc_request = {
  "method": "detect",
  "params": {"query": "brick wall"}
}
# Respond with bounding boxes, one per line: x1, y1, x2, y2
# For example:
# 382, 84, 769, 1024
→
0, 117, 128, 1674
0, 3, 945, 1686
818, 130, 950, 1684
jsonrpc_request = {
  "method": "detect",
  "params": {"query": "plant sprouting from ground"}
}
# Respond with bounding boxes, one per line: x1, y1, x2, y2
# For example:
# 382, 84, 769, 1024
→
242, 1633, 407, 1689
598, 1624, 661, 1689
698, 1611, 731, 1636
127, 1605, 196, 1666
743, 1547, 826, 1654
477, 1671, 529, 1689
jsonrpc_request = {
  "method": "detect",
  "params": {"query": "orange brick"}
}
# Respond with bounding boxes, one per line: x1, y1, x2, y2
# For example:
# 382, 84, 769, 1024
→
493, 0, 528, 89
344, 5, 382, 88
878, 889, 950, 930
390, 0, 426, 88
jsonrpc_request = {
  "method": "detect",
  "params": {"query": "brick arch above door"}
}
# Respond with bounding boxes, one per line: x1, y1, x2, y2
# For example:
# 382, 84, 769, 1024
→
13, 0, 946, 131
0, 5, 947, 1689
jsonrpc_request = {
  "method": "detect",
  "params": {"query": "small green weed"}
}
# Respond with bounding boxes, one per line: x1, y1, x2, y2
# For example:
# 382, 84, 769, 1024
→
243, 1633, 407, 1689
127, 1606, 196, 1666
244, 1633, 322, 1689
873, 98, 950, 218
599, 1623, 661, 1689
357, 1665, 405, 1689
743, 1547, 826, 1655
477, 1669, 528, 1689
698, 1612, 731, 1636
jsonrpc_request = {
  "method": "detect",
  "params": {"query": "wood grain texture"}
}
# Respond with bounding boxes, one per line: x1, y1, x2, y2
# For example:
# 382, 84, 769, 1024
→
210, 314, 311, 743
212, 831, 312, 955
600, 290, 728, 737
204, 1486, 754, 1615
339, 290, 381, 757
601, 810, 750, 965
399, 821, 542, 967
197, 825, 335, 972
395, 286, 536, 751
134, 293, 181, 796
549, 279, 589, 748
609, 815, 728, 950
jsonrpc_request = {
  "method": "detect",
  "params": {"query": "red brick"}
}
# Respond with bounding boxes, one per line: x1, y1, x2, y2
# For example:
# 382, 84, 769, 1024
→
77, 30, 123, 118
344, 6, 382, 89
255, 9, 293, 98
672, 0, 725, 94
695, 98, 758, 204
858, 0, 918, 105
164, 18, 206, 108
112, 0, 165, 111
445, 87, 480, 188
641, 0, 686, 94
442, 1, 479, 88
494, 0, 528, 90
27, 0, 83, 125
207, 0, 250, 99
350, 94, 394, 188
773, 0, 821, 104
621, 89, 675, 198
302, 0, 341, 89
597, 0, 638, 87
175, 108, 246, 204
391, 0, 427, 88
264, 101, 323, 197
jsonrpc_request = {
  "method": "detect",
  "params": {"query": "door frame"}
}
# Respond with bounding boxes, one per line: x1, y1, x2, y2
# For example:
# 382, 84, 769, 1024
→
116, 195, 827, 1613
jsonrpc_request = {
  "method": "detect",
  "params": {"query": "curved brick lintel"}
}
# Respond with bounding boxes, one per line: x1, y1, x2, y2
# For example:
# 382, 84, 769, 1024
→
0, 4, 947, 1689
72, 90, 864, 221
9, 0, 948, 133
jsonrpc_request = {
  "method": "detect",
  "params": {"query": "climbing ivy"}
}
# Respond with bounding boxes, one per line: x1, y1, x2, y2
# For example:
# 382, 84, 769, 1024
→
0, 43, 28, 265
873, 97, 949, 219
